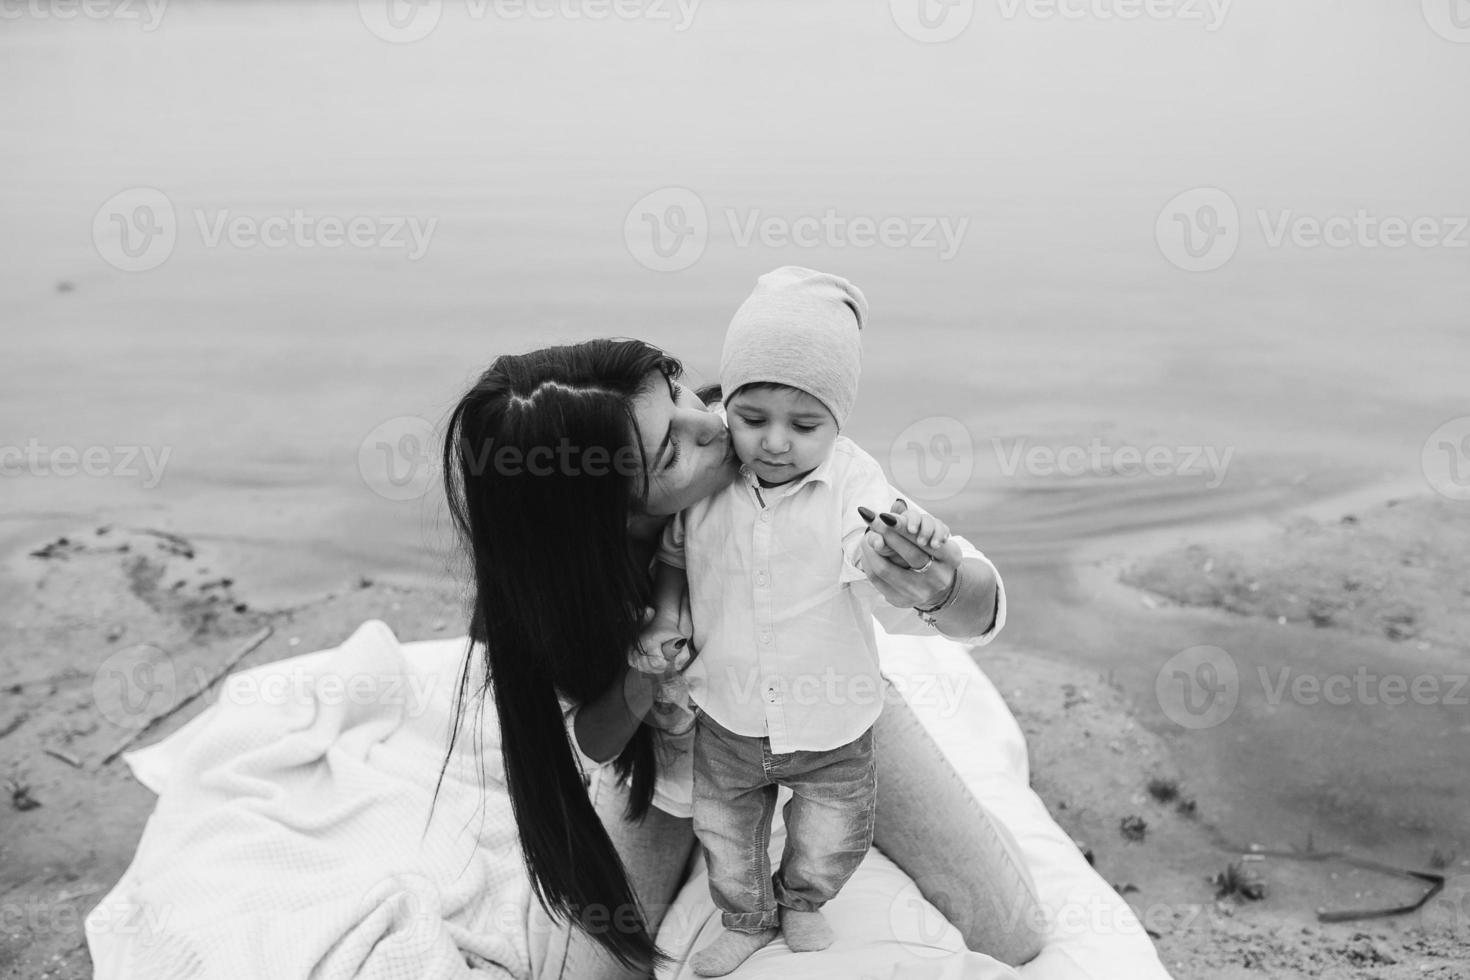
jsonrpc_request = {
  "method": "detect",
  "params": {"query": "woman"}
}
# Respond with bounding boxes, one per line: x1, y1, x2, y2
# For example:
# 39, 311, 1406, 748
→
435, 338, 1046, 979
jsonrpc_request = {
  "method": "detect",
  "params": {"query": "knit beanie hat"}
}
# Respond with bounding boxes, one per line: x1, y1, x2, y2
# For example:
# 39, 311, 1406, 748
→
720, 266, 868, 430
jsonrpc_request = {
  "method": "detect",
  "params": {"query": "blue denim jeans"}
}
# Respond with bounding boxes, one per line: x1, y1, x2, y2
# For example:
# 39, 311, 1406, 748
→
691, 709, 877, 934
527, 675, 1045, 979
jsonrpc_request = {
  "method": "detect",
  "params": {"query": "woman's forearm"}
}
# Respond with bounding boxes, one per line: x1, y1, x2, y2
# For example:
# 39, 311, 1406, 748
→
930, 557, 999, 640
573, 662, 655, 764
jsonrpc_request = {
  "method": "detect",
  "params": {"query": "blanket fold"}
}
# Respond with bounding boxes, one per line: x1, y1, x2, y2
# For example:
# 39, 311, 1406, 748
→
89, 620, 529, 980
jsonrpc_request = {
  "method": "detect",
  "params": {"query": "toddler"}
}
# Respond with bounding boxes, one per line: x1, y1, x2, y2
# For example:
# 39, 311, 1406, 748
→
638, 267, 950, 976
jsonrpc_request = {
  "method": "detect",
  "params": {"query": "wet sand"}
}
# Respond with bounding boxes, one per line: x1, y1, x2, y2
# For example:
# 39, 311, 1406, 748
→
1008, 490, 1470, 868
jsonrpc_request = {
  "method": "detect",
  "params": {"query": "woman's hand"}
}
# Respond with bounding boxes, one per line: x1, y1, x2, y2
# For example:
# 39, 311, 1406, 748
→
628, 608, 698, 734
629, 609, 691, 678
857, 499, 964, 610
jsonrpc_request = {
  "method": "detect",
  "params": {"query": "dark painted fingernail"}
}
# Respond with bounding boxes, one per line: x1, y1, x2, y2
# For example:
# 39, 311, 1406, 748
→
673, 638, 687, 649
879, 513, 898, 527
857, 506, 876, 523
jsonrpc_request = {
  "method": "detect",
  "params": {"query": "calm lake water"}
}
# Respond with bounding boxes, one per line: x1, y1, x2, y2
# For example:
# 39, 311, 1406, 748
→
3, 2, 1467, 856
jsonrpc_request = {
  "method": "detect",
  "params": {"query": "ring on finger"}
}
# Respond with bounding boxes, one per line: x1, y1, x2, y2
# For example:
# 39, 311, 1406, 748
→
911, 556, 935, 574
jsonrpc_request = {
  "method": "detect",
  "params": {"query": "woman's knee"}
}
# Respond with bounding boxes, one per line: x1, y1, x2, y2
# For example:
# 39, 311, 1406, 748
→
592, 774, 696, 928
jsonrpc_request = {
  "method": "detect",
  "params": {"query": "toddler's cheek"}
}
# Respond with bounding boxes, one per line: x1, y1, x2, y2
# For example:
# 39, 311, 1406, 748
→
732, 433, 759, 463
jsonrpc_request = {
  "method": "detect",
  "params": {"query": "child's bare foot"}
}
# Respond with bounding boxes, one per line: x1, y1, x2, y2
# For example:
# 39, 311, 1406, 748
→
780, 907, 835, 952
690, 926, 779, 976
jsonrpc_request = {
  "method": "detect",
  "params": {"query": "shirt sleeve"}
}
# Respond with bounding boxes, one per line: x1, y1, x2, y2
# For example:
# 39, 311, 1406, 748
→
656, 511, 687, 570
839, 446, 898, 585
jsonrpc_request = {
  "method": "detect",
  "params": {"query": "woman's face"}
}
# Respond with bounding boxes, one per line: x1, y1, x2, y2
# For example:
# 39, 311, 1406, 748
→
631, 371, 738, 516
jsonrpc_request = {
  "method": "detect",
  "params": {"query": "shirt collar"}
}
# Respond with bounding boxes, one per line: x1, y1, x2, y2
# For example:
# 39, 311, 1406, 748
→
739, 442, 839, 495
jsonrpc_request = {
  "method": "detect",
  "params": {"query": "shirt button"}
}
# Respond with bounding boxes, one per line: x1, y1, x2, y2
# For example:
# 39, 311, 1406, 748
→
760, 513, 770, 523
756, 573, 767, 586
760, 632, 771, 644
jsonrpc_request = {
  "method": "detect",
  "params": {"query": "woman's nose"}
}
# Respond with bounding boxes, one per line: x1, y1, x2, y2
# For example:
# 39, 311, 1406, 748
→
691, 411, 725, 446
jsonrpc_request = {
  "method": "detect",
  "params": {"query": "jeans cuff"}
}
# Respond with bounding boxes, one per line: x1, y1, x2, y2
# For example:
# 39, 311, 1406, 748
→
772, 880, 824, 914
720, 909, 778, 933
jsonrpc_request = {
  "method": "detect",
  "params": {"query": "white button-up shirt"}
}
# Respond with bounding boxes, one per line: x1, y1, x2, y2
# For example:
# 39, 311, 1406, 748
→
656, 435, 1006, 754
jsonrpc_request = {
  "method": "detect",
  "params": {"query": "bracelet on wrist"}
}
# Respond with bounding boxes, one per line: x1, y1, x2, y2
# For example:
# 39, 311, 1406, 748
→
914, 562, 963, 626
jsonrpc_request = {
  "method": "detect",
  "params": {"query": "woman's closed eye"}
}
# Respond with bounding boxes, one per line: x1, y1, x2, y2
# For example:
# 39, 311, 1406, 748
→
665, 381, 685, 469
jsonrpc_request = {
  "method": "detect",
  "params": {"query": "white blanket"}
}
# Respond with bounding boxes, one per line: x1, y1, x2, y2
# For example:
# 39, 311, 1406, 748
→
86, 620, 1169, 980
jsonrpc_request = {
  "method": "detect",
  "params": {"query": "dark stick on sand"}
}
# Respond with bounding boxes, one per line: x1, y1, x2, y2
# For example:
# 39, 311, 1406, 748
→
99, 626, 274, 768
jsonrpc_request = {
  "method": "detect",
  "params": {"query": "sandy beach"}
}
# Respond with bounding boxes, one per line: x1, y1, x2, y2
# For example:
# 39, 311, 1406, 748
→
3, 492, 1466, 979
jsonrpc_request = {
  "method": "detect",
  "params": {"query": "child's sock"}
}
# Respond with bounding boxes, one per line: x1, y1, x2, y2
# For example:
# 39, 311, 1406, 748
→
780, 907, 835, 952
690, 926, 779, 977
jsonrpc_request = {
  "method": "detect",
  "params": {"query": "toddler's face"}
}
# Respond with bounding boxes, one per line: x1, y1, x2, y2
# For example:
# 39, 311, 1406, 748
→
726, 385, 838, 487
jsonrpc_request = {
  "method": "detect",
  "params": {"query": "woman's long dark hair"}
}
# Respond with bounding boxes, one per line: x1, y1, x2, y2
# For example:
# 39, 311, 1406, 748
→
433, 338, 682, 973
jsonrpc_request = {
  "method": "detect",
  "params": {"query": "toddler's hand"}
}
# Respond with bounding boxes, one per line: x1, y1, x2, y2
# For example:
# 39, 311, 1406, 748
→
900, 509, 951, 550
